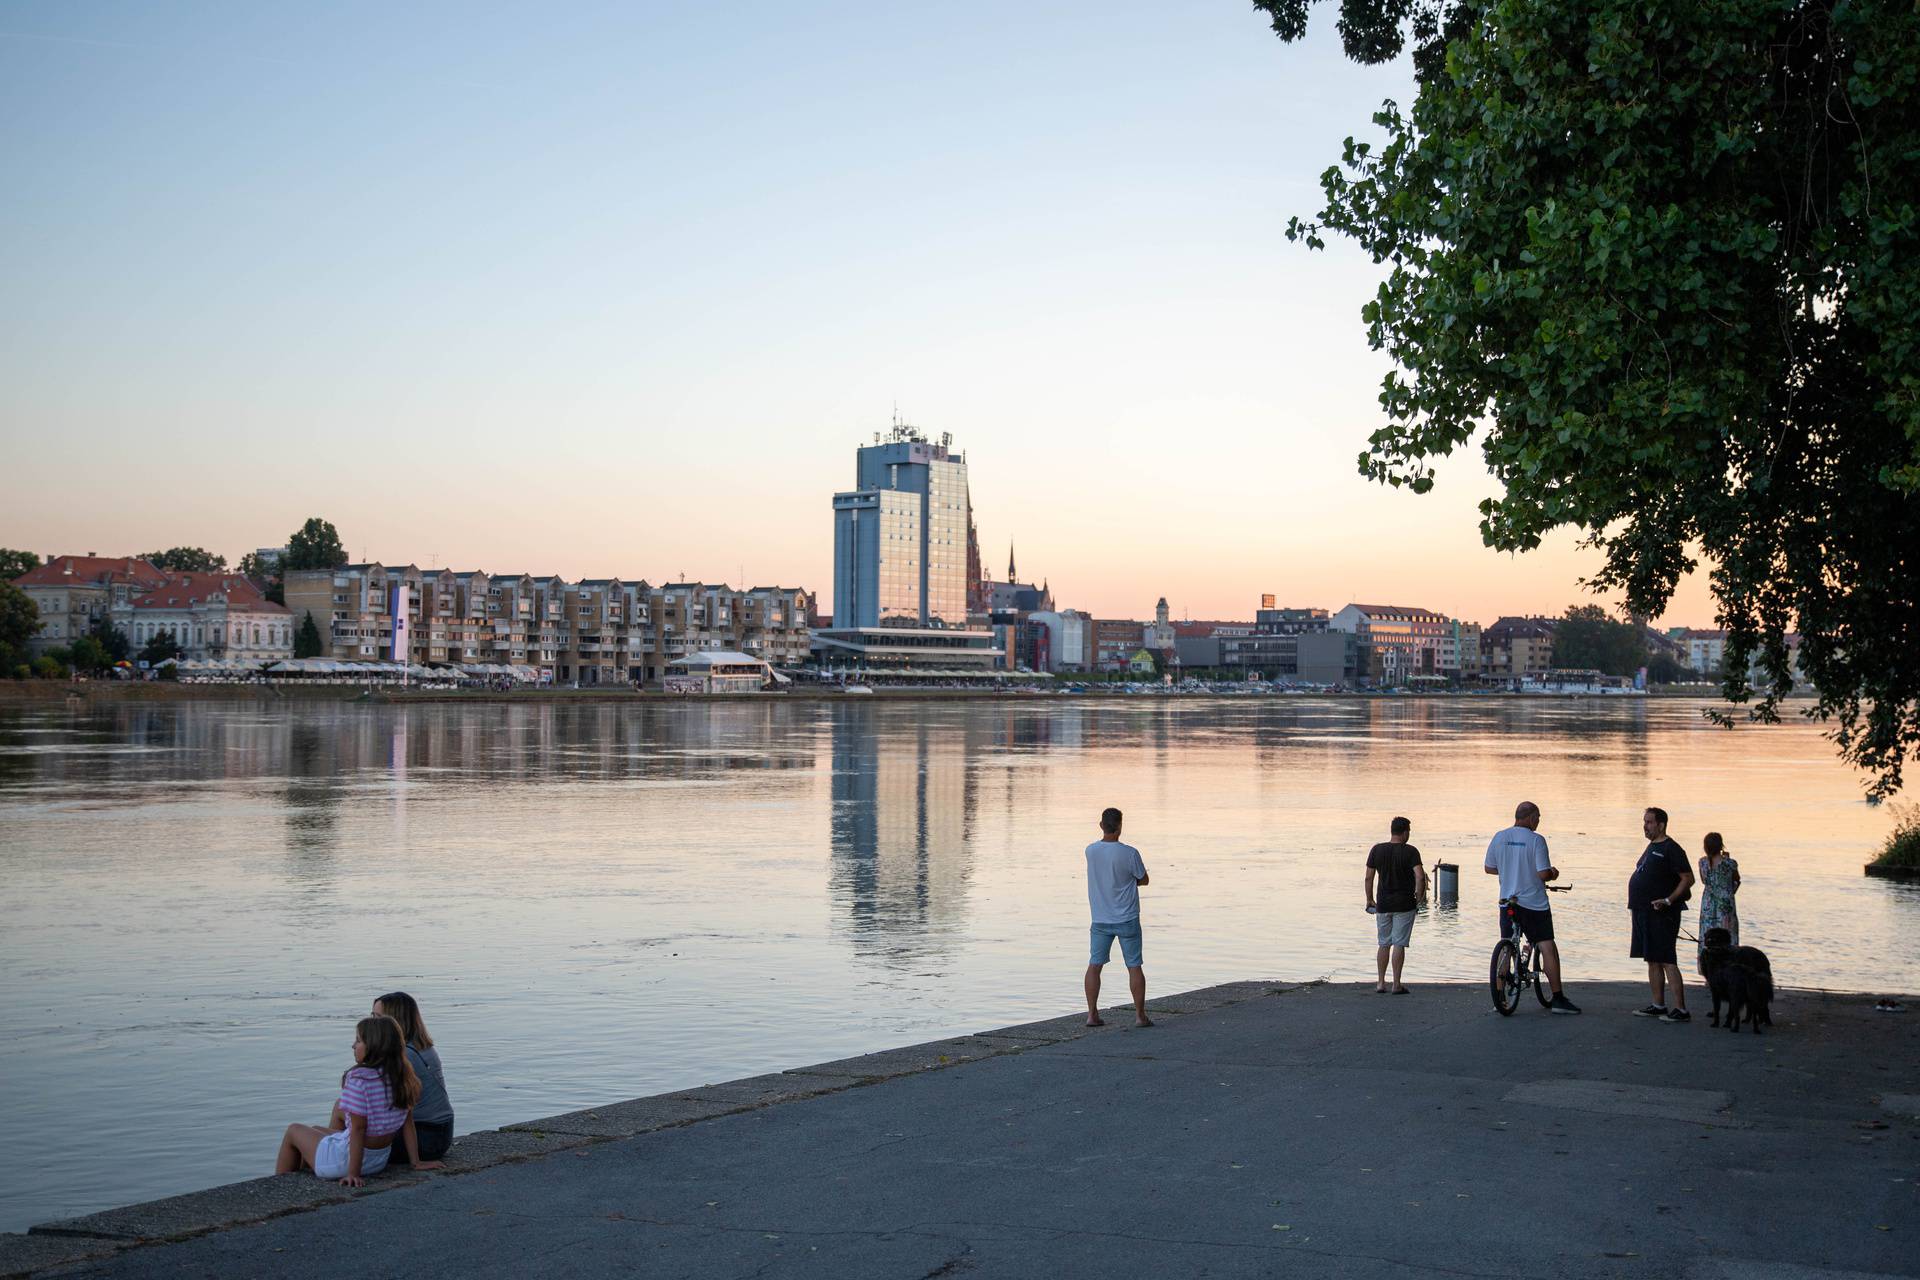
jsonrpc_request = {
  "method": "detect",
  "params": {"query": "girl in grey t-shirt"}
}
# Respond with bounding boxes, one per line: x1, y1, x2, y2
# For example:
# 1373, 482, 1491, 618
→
374, 991, 456, 1162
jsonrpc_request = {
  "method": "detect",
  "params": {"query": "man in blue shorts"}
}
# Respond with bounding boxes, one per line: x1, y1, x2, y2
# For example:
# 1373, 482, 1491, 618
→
1484, 800, 1581, 1014
1084, 807, 1152, 1028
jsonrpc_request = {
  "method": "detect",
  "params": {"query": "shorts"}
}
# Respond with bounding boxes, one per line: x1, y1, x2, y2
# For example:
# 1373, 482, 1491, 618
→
1630, 906, 1681, 965
1090, 918, 1143, 967
1375, 910, 1416, 948
1499, 903, 1554, 945
387, 1118, 453, 1165
314, 1128, 393, 1180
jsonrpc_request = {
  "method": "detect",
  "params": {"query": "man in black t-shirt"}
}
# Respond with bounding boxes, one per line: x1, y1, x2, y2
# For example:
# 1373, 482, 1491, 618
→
1365, 816, 1428, 994
1628, 806, 1697, 1023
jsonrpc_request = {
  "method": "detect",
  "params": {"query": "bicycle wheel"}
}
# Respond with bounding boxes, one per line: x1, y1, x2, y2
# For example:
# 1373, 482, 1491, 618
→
1489, 939, 1519, 1015
1532, 947, 1553, 1009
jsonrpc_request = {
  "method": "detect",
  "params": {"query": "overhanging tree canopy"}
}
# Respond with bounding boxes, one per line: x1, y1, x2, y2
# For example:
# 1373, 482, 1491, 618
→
1258, 0, 1920, 796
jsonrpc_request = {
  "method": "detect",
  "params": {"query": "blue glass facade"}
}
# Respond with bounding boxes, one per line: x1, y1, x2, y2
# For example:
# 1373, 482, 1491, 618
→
832, 429, 971, 630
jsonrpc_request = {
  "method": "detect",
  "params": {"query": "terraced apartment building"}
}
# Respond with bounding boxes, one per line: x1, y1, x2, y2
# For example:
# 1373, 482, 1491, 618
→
284, 564, 812, 684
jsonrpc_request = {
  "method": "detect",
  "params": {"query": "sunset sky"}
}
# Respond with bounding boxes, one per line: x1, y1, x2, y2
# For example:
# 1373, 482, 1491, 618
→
0, 1, 1718, 626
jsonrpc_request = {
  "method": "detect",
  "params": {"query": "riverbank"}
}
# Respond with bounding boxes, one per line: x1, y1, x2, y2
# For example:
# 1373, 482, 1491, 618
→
0, 681, 1765, 706
7, 979, 1914, 1279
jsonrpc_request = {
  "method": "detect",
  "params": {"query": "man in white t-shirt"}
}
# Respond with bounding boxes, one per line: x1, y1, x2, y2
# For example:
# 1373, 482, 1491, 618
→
1483, 800, 1581, 1014
1084, 807, 1152, 1028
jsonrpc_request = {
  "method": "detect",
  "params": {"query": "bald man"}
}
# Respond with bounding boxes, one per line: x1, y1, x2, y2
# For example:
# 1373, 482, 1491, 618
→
1484, 801, 1580, 1014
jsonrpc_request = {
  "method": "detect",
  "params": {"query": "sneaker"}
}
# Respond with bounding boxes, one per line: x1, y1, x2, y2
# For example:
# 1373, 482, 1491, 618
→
1634, 1004, 1667, 1017
1661, 1007, 1691, 1023
1549, 994, 1583, 1015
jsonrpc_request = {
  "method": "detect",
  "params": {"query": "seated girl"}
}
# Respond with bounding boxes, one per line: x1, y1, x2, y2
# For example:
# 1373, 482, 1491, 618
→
373, 991, 456, 1165
274, 1014, 427, 1186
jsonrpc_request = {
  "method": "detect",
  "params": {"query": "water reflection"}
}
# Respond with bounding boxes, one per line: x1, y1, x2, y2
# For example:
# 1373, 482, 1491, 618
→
0, 701, 829, 794
829, 707, 977, 966
284, 722, 341, 879
1, 694, 1914, 1237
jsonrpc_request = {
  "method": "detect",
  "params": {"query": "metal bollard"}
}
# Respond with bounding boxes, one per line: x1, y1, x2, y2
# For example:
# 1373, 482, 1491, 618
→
1433, 861, 1459, 907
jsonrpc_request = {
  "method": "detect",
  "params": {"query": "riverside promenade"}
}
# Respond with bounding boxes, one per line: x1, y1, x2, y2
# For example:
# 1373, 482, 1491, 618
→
7, 981, 1917, 1279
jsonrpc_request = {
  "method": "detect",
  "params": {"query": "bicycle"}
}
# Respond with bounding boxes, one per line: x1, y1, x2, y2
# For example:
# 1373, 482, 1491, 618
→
1489, 885, 1572, 1015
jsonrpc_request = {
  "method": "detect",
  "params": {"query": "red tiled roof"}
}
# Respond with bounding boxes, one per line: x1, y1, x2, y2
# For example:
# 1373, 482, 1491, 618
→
13, 555, 167, 590
130, 573, 290, 614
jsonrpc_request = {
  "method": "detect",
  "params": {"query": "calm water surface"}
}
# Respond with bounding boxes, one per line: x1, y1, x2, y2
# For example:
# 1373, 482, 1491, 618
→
2, 696, 1914, 1230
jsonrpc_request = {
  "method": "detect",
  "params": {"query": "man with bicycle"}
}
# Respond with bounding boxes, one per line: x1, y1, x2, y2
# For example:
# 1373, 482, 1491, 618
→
1484, 801, 1581, 1014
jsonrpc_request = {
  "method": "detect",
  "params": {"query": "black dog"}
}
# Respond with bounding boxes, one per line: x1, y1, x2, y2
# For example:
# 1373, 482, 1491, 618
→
1700, 927, 1774, 1033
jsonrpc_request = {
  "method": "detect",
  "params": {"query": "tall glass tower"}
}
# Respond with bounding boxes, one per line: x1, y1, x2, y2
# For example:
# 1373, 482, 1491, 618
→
832, 424, 972, 630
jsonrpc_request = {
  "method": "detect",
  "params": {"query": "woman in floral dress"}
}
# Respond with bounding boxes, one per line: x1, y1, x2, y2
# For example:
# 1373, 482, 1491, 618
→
1696, 831, 1741, 965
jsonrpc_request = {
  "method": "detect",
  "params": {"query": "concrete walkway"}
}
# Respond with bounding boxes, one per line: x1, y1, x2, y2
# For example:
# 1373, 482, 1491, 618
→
8, 981, 1918, 1279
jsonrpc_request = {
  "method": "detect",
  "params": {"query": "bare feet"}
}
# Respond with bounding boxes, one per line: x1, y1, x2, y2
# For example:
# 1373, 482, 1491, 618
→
1085, 1016, 1105, 1027
1393, 986, 1411, 995
1134, 1014, 1153, 1028
1375, 983, 1388, 993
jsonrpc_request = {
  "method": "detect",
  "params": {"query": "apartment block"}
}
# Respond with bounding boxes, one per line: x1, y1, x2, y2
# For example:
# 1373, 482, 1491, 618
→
1482, 615, 1557, 680
285, 564, 811, 684
1090, 618, 1146, 671
1330, 603, 1451, 683
1222, 605, 1330, 674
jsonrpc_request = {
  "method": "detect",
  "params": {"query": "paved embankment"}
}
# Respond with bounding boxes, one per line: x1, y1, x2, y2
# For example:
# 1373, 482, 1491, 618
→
7, 981, 1917, 1279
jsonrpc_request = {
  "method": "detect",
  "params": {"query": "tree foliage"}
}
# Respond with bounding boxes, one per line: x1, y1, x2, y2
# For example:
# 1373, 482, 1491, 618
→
138, 628, 183, 667
0, 549, 40, 581
238, 551, 286, 604
1261, 0, 1920, 796
88, 614, 130, 665
284, 519, 348, 572
1645, 652, 1696, 686
1552, 604, 1646, 677
68, 635, 110, 672
141, 546, 227, 573
0, 581, 39, 673
294, 612, 324, 659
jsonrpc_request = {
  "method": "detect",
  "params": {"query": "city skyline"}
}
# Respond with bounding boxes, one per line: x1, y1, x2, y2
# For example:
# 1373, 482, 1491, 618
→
1, 2, 1717, 626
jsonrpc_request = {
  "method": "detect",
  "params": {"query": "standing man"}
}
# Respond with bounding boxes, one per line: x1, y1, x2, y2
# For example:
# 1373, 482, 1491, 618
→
1629, 806, 1696, 1023
1084, 807, 1151, 1028
1366, 816, 1429, 994
1484, 801, 1581, 1014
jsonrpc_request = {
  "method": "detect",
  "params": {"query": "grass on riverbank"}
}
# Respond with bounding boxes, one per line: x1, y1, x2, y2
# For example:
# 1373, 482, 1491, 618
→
1872, 805, 1920, 869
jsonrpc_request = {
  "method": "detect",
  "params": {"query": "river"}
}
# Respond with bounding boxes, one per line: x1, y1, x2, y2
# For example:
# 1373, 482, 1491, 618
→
1, 695, 1913, 1230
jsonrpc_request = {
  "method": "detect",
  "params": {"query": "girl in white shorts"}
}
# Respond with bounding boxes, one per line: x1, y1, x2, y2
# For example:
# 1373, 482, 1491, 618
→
274, 1014, 421, 1186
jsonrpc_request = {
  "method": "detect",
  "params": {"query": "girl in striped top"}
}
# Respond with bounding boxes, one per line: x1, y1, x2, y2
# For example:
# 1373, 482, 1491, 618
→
274, 1015, 422, 1186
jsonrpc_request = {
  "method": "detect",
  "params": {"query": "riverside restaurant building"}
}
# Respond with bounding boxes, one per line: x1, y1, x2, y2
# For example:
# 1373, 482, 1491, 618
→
663, 650, 780, 694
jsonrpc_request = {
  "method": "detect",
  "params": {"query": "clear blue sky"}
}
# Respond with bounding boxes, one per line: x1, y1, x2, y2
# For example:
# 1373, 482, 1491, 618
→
0, 1, 1714, 624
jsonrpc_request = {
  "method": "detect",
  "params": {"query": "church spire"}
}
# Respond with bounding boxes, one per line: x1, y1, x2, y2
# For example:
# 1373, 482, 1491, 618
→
1008, 541, 1017, 583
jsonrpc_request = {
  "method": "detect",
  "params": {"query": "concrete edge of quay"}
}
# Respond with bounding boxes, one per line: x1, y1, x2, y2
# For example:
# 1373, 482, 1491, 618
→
0, 979, 1310, 1277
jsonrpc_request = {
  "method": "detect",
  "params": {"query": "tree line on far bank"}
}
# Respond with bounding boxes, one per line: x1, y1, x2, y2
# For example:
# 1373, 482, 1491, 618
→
0, 517, 348, 678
